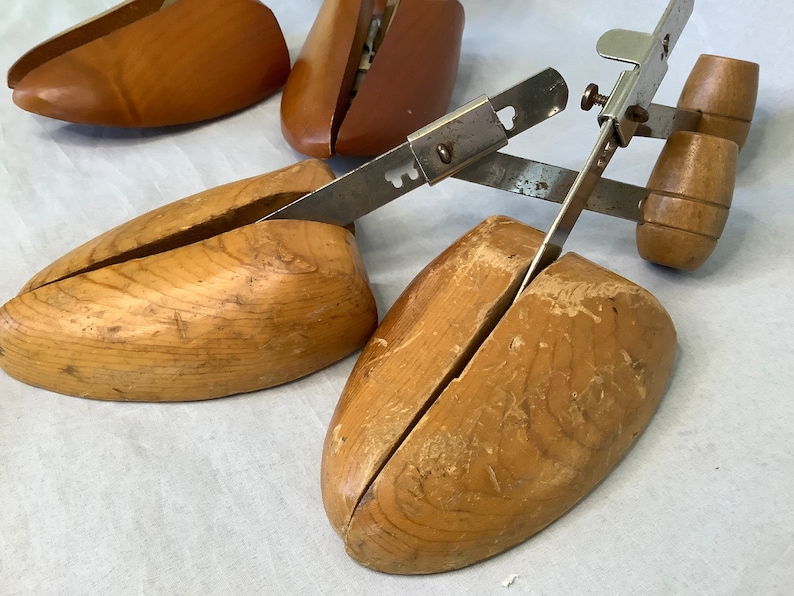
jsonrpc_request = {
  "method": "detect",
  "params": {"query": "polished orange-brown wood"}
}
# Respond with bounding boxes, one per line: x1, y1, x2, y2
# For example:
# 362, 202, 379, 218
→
677, 54, 759, 148
281, 0, 374, 158
637, 131, 738, 270
635, 54, 758, 270
0, 161, 378, 401
8, 0, 167, 88
10, 0, 290, 127
323, 219, 676, 573
281, 0, 464, 158
335, 0, 465, 156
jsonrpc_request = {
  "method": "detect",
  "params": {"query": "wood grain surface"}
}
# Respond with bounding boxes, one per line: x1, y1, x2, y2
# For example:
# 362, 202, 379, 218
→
0, 220, 377, 401
678, 54, 759, 148
334, 0, 464, 156
322, 216, 545, 537
22, 159, 336, 293
11, 0, 290, 126
280, 0, 374, 157
323, 220, 676, 574
1, 159, 377, 401
8, 0, 168, 88
280, 0, 464, 157
637, 131, 738, 270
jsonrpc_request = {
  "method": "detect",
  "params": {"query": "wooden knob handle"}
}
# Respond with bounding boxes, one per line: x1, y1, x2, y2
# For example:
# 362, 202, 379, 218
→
677, 54, 759, 148
636, 131, 738, 270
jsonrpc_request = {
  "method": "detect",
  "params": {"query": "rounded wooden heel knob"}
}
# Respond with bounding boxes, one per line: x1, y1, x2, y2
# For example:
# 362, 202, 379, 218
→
678, 54, 759, 148
637, 131, 738, 270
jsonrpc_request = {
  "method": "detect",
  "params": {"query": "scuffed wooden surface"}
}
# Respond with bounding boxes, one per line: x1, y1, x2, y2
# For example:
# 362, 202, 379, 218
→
322, 216, 545, 534
22, 159, 335, 292
332, 251, 676, 573
1, 1, 788, 593
1, 220, 377, 400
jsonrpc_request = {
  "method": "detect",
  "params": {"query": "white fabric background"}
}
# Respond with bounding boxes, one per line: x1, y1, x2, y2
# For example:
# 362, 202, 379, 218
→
1, 1, 791, 594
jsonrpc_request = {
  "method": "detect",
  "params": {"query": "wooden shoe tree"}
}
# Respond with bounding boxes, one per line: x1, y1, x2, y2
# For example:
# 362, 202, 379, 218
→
314, 0, 758, 573
322, 217, 677, 573
8, 0, 290, 127
280, 0, 465, 157
0, 161, 377, 401
0, 67, 568, 401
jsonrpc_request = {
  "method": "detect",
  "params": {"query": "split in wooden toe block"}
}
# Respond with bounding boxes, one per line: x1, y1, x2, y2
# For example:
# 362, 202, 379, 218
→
322, 216, 677, 574
0, 161, 377, 401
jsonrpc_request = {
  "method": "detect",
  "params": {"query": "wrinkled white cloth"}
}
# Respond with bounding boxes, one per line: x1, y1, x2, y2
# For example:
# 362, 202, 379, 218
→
1, 1, 791, 594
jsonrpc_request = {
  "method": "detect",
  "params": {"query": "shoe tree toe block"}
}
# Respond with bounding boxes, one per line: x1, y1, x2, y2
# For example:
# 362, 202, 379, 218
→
0, 160, 377, 401
280, 0, 464, 158
10, 0, 290, 127
322, 216, 677, 574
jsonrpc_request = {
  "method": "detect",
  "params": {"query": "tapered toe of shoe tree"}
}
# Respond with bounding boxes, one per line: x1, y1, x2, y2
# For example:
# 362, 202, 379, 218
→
281, 0, 465, 157
321, 216, 677, 574
0, 160, 378, 401
8, 0, 290, 127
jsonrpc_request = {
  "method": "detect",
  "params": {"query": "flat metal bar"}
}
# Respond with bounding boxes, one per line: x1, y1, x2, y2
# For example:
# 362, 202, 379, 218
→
262, 143, 426, 227
454, 152, 646, 222
508, 0, 694, 299
635, 103, 701, 139
261, 69, 567, 226
514, 121, 621, 299
489, 67, 569, 140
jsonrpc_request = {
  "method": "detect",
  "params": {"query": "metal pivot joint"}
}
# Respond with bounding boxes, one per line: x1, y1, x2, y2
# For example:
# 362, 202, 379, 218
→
589, 0, 694, 146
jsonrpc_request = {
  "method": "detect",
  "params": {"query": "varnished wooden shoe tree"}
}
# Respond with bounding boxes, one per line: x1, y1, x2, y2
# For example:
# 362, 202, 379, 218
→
280, 0, 465, 157
0, 160, 377, 401
8, 0, 290, 127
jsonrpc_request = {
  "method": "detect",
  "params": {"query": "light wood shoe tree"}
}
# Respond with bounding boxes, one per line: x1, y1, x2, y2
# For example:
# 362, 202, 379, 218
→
280, 0, 465, 157
322, 216, 677, 573
8, 0, 290, 127
0, 160, 378, 401
318, 54, 758, 575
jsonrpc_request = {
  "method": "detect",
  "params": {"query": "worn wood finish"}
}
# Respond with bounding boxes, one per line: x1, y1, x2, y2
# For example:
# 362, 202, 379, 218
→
1, 159, 377, 401
678, 54, 759, 148
322, 216, 544, 535
11, 0, 290, 127
280, 0, 463, 158
22, 159, 336, 293
324, 241, 676, 574
334, 0, 464, 156
637, 131, 738, 270
0, 220, 377, 401
281, 0, 374, 158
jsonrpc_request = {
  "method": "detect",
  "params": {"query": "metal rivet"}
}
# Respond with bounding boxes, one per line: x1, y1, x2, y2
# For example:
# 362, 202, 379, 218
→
630, 105, 650, 123
436, 144, 452, 164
